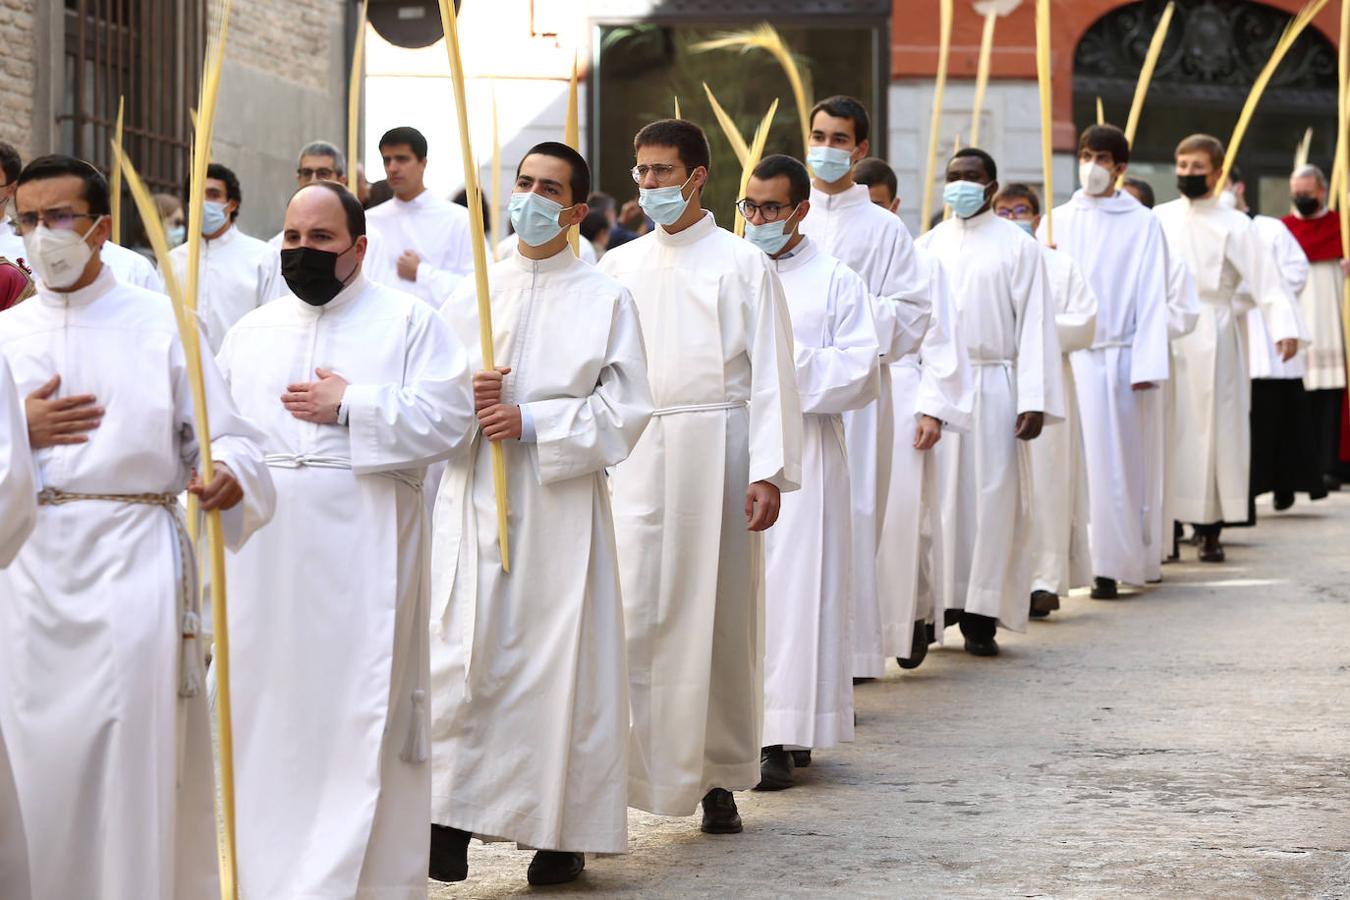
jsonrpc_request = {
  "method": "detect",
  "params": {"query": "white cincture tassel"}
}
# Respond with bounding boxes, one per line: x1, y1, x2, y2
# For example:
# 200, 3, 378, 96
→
400, 688, 429, 764
179, 609, 204, 698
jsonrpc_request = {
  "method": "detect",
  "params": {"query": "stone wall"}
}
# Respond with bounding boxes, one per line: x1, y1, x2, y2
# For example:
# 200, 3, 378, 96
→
0, 0, 36, 157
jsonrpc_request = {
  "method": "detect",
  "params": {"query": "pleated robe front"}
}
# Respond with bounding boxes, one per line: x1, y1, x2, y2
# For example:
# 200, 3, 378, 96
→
429, 249, 652, 853
763, 238, 877, 751
0, 268, 275, 900
218, 275, 475, 900
598, 211, 802, 815
917, 210, 1063, 633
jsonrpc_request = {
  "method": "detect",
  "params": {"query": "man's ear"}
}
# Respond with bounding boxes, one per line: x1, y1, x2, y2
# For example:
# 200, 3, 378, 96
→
855, 138, 871, 161
567, 202, 589, 228
888, 197, 900, 214
353, 234, 369, 265
88, 214, 112, 249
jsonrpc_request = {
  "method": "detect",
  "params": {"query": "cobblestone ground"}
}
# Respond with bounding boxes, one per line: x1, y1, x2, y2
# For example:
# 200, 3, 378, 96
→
430, 494, 1350, 898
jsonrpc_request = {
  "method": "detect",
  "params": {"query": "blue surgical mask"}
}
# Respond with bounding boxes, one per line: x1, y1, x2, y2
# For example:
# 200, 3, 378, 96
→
200, 200, 229, 236
806, 146, 854, 184
508, 191, 571, 247
1014, 220, 1035, 236
743, 207, 799, 256
166, 224, 187, 247
943, 181, 989, 219
638, 172, 695, 227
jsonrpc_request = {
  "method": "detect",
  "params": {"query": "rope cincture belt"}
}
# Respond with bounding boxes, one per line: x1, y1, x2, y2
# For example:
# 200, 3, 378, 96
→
37, 487, 203, 699
264, 453, 423, 492
650, 399, 748, 418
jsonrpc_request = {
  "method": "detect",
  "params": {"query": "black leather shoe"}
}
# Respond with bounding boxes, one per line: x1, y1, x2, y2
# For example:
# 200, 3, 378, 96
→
926, 622, 937, 645
428, 824, 470, 883
1090, 577, 1118, 600
1324, 474, 1342, 492
791, 749, 812, 768
1199, 534, 1225, 563
963, 636, 999, 657
943, 608, 963, 628
701, 788, 743, 834
1272, 491, 1295, 511
897, 620, 930, 668
756, 745, 793, 791
1029, 590, 1060, 617
527, 850, 585, 886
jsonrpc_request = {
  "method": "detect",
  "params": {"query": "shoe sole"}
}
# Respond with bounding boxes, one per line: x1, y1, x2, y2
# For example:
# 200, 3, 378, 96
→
754, 777, 792, 791
701, 821, 744, 834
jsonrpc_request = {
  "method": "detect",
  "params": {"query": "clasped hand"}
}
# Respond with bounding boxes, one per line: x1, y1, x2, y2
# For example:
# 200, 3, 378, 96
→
281, 368, 348, 424
474, 368, 522, 442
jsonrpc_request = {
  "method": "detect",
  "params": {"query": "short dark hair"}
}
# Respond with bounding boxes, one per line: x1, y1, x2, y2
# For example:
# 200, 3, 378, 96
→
586, 191, 616, 215
198, 162, 242, 220
0, 141, 20, 185
751, 154, 810, 206
580, 209, 610, 242
852, 156, 897, 201
1122, 177, 1155, 209
18, 154, 111, 215
518, 141, 591, 206
995, 183, 1041, 216
379, 126, 428, 161
634, 119, 711, 172
1078, 124, 1130, 166
293, 180, 366, 239
952, 147, 998, 182
1228, 163, 1245, 186
809, 95, 870, 144
451, 187, 491, 229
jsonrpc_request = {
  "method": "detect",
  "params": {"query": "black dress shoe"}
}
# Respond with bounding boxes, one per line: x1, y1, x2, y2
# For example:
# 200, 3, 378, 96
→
428, 824, 471, 883
1029, 590, 1060, 616
851, 676, 875, 685
943, 608, 963, 628
790, 749, 812, 768
1090, 577, 1118, 600
701, 788, 743, 834
756, 745, 793, 791
1273, 491, 1295, 511
897, 620, 930, 668
1324, 474, 1342, 492
963, 636, 999, 657
527, 850, 585, 886
1199, 534, 1225, 563
926, 622, 937, 644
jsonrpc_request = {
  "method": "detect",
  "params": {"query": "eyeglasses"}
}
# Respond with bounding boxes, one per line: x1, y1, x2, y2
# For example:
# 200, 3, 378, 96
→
994, 205, 1035, 219
297, 167, 338, 181
630, 164, 689, 184
735, 199, 798, 222
11, 210, 100, 236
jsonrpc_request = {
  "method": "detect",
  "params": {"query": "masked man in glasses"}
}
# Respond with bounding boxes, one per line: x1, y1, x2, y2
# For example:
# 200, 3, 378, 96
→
598, 119, 802, 836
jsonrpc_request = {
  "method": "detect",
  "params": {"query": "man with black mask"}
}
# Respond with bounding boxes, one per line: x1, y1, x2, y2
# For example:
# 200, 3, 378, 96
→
1154, 134, 1301, 563
214, 180, 476, 900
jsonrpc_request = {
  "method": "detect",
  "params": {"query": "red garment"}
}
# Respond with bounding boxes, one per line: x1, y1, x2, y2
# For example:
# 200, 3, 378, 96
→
1281, 212, 1343, 263
0, 258, 33, 312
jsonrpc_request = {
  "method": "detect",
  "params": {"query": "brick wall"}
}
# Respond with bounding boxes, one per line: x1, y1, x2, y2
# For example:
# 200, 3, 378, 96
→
227, 0, 346, 92
0, 0, 36, 157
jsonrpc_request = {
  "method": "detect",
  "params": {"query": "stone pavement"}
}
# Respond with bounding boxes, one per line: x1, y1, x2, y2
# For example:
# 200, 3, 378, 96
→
431, 494, 1350, 898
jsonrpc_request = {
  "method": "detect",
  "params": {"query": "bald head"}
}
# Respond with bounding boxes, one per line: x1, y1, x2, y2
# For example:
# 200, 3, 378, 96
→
282, 182, 367, 274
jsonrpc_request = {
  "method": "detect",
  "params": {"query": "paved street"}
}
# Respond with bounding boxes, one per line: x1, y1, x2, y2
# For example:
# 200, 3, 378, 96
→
431, 494, 1350, 898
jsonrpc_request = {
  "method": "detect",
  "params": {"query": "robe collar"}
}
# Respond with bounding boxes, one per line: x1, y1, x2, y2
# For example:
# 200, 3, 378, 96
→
1181, 195, 1220, 214
204, 223, 240, 248
36, 260, 115, 309
654, 208, 717, 247
1069, 189, 1139, 214
808, 183, 870, 211
391, 188, 434, 212
509, 244, 579, 275
296, 271, 368, 317
772, 235, 817, 274
951, 207, 999, 231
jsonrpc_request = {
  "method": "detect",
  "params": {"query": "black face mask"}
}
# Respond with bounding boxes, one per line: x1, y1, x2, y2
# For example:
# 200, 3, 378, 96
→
1176, 174, 1211, 200
1292, 194, 1321, 217
281, 243, 356, 306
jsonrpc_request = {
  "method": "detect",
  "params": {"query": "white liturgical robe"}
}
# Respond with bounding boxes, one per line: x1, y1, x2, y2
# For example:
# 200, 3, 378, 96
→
599, 210, 802, 815
0, 354, 34, 900
763, 237, 877, 751
1025, 246, 1098, 596
0, 222, 166, 294
1041, 190, 1170, 586
917, 209, 1062, 633
878, 247, 972, 661
0, 266, 274, 900
1155, 196, 1301, 523
1245, 215, 1311, 380
430, 248, 652, 853
799, 183, 931, 677
218, 273, 474, 899
170, 223, 283, 353
365, 189, 484, 306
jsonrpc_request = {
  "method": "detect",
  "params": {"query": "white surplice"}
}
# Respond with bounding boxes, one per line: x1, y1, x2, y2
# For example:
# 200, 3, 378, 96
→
0, 266, 274, 900
169, 224, 284, 353
218, 273, 474, 899
763, 237, 877, 750
799, 183, 931, 676
916, 209, 1063, 633
0, 353, 34, 900
0, 223, 166, 294
598, 210, 802, 815
1245, 215, 1311, 380
1041, 190, 1170, 586
1155, 197, 1301, 524
496, 231, 598, 264
1025, 246, 1098, 596
429, 248, 652, 853
365, 189, 485, 307
877, 247, 972, 661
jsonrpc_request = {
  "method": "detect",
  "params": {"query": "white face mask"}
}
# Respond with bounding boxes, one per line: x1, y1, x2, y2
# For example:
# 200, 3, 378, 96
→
1079, 160, 1114, 196
23, 216, 104, 289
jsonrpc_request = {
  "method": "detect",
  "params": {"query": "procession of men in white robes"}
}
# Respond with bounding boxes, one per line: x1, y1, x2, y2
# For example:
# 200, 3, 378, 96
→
2, 86, 1348, 898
